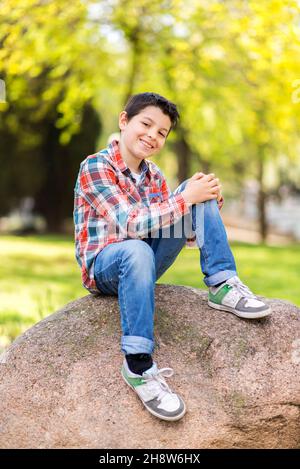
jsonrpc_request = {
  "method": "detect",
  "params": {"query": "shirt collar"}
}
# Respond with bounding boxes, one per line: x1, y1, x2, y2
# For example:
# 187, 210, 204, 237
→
107, 140, 153, 176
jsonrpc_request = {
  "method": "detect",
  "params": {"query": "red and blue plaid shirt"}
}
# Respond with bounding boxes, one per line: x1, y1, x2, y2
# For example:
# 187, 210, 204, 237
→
74, 140, 190, 293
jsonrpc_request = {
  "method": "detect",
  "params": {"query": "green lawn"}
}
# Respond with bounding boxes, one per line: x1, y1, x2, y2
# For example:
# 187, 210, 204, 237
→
0, 235, 299, 350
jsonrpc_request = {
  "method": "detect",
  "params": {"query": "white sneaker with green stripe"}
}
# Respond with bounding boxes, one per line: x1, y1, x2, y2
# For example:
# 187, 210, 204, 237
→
208, 275, 271, 319
121, 359, 186, 421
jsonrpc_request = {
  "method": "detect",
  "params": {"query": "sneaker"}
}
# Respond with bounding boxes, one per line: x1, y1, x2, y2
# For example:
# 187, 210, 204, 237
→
208, 275, 271, 319
121, 359, 186, 421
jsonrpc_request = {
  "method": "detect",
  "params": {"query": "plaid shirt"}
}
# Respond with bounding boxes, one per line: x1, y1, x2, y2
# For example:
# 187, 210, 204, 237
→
74, 140, 190, 293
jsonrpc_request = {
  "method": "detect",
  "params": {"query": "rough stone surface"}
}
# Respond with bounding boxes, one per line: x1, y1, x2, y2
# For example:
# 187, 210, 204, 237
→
0, 284, 299, 449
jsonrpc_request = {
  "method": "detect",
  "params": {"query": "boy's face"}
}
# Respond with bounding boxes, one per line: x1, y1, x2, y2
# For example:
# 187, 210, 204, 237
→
119, 105, 172, 161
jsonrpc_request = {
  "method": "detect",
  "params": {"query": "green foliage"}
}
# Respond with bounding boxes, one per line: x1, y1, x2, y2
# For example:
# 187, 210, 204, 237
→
0, 0, 109, 142
1, 0, 300, 237
1, 0, 300, 175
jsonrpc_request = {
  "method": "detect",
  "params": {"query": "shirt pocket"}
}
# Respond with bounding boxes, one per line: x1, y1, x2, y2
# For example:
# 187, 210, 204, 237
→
148, 187, 163, 205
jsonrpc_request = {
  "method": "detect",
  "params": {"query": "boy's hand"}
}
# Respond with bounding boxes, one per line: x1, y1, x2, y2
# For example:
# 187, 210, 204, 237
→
188, 171, 224, 208
182, 172, 221, 205
189, 172, 205, 181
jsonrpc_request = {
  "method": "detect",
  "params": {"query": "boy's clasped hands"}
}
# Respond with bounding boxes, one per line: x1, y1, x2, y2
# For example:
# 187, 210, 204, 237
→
181, 172, 223, 207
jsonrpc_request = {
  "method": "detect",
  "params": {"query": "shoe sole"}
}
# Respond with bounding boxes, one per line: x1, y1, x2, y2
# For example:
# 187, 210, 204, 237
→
121, 368, 186, 422
208, 300, 272, 319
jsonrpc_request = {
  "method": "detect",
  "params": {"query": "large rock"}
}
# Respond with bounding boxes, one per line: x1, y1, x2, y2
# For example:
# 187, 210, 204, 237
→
0, 284, 299, 449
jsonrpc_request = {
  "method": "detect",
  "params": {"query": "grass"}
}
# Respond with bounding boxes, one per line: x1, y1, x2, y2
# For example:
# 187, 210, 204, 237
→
159, 242, 300, 307
0, 235, 87, 349
0, 234, 299, 351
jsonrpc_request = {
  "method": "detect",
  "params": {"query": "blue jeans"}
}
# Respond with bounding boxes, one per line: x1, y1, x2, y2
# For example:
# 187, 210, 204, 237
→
94, 180, 237, 355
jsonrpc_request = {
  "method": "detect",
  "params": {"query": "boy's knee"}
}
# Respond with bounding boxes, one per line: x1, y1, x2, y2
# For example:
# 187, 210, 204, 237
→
122, 239, 155, 265
204, 198, 219, 213
173, 179, 189, 195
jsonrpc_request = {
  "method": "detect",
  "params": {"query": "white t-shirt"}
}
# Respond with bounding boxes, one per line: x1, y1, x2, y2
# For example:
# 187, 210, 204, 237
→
131, 171, 142, 185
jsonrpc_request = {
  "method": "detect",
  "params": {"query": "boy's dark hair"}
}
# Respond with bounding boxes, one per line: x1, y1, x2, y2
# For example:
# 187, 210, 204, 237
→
124, 92, 179, 131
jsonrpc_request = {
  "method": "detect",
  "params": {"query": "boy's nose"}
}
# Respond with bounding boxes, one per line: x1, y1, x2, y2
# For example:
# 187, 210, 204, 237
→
147, 131, 156, 140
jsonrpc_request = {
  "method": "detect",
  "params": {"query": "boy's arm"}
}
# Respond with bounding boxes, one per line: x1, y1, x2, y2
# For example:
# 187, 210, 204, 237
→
158, 170, 198, 245
78, 158, 190, 239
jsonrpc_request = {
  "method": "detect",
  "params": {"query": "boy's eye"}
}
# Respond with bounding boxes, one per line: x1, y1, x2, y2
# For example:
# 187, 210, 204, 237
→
142, 122, 166, 138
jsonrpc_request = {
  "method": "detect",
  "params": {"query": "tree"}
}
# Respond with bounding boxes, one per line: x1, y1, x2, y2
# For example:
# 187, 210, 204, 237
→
0, 0, 107, 229
221, 0, 300, 240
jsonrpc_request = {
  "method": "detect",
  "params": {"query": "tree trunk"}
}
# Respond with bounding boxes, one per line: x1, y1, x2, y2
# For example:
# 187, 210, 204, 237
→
173, 125, 192, 182
37, 119, 65, 232
123, 28, 141, 106
257, 151, 267, 242
35, 103, 101, 233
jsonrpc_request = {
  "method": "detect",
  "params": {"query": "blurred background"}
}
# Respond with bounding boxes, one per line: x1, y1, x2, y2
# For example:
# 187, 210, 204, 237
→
0, 0, 300, 351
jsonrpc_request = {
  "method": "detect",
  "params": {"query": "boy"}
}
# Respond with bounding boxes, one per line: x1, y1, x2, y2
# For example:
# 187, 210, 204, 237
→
74, 92, 271, 422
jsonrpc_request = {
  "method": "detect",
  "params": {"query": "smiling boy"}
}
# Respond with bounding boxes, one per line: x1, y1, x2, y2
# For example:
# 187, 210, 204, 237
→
74, 92, 271, 422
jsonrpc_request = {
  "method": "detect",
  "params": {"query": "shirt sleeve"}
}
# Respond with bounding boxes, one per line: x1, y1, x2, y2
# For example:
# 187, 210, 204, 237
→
217, 196, 224, 210
160, 171, 172, 201
78, 157, 190, 239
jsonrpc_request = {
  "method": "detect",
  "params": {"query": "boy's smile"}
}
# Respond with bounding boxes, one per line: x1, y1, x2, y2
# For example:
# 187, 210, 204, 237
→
139, 138, 154, 151
119, 105, 172, 172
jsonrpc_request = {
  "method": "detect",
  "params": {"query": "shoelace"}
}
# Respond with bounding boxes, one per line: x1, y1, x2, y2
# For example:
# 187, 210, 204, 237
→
143, 367, 174, 400
227, 276, 257, 299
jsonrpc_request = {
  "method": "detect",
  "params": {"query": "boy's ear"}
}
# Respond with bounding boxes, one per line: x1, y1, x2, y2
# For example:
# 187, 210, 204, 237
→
119, 111, 128, 131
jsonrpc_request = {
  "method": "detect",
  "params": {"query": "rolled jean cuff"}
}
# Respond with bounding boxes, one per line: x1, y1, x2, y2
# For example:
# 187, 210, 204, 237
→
204, 270, 237, 287
121, 335, 154, 355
